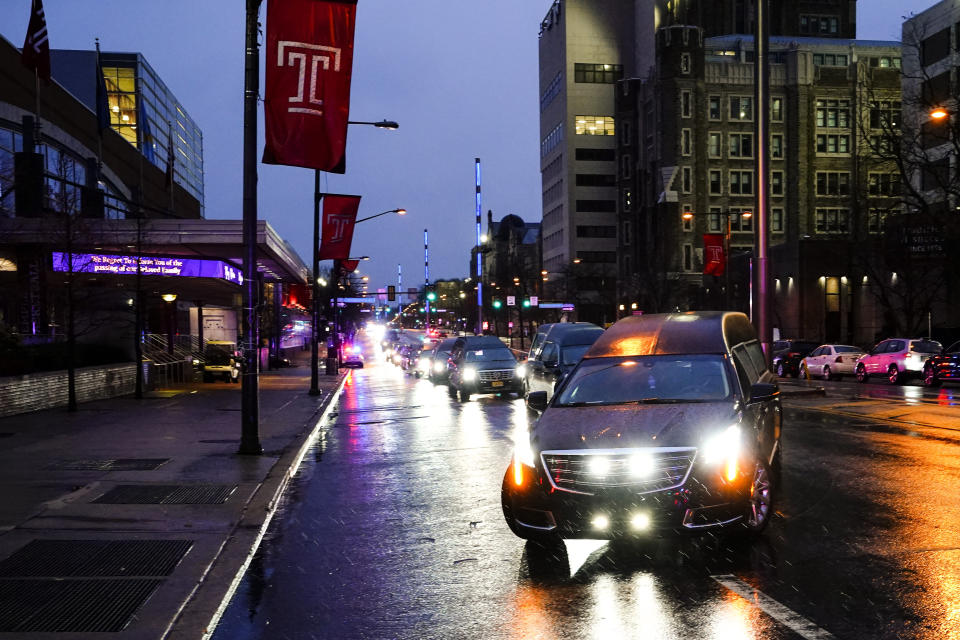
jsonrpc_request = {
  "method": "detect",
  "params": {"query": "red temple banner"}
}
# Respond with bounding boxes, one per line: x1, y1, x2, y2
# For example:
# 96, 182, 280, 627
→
319, 194, 361, 260
703, 234, 726, 276
263, 0, 358, 172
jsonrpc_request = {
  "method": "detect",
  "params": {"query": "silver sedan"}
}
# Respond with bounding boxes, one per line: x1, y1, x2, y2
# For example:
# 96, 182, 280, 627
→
800, 344, 866, 380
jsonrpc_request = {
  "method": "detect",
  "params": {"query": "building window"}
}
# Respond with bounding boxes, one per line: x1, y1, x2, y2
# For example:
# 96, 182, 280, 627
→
709, 96, 722, 120
681, 91, 692, 118
542, 179, 564, 206
576, 200, 616, 212
683, 243, 693, 271
813, 53, 848, 66
729, 170, 753, 195
870, 135, 895, 155
869, 56, 901, 69
682, 167, 692, 193
868, 173, 901, 197
622, 189, 632, 209
870, 101, 901, 130
771, 171, 784, 196
576, 147, 615, 161
708, 208, 722, 232
730, 210, 753, 232
621, 120, 632, 146
771, 97, 783, 122
709, 170, 722, 195
868, 209, 888, 233
815, 208, 849, 233
621, 155, 631, 179
682, 204, 693, 232
816, 99, 850, 129
575, 116, 615, 135
816, 133, 850, 154
815, 172, 850, 196
681, 129, 692, 155
771, 133, 784, 159
576, 173, 616, 187
541, 123, 563, 157
729, 96, 753, 121
574, 63, 623, 83
921, 28, 951, 66
540, 71, 562, 112
772, 208, 784, 233
729, 133, 753, 158
708, 132, 722, 158
623, 220, 631, 245
800, 15, 839, 35
680, 53, 691, 74
576, 225, 617, 238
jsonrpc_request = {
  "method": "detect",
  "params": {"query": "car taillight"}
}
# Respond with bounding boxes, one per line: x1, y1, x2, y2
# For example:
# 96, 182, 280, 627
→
789, 352, 799, 358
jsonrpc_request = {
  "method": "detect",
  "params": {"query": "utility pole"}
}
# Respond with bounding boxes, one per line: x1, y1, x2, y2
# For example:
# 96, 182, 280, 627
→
310, 173, 321, 394
239, 0, 263, 454
475, 158, 483, 335
754, 0, 772, 364
397, 263, 402, 325
424, 228, 430, 329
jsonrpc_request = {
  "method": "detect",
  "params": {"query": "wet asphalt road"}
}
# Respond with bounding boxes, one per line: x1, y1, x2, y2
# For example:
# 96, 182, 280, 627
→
212, 335, 960, 640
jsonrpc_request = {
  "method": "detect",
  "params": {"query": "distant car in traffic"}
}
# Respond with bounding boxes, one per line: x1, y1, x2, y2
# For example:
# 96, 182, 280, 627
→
447, 336, 523, 401
202, 341, 241, 383
502, 311, 781, 543
856, 338, 942, 384
520, 322, 604, 406
922, 341, 960, 387
341, 343, 364, 368
423, 337, 458, 383
799, 344, 866, 380
771, 339, 820, 378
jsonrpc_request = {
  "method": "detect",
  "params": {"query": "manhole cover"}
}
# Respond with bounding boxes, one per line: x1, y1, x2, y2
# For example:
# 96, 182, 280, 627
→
46, 459, 170, 471
93, 484, 236, 504
0, 539, 193, 578
0, 578, 161, 632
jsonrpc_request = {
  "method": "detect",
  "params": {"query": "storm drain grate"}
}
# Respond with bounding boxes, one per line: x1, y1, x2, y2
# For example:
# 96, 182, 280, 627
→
93, 484, 236, 504
0, 578, 161, 632
0, 539, 193, 578
46, 458, 170, 471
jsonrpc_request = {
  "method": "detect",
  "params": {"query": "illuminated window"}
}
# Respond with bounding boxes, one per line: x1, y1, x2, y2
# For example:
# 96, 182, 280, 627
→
102, 66, 138, 146
771, 133, 784, 159
816, 99, 850, 128
816, 134, 850, 154
708, 132, 722, 158
708, 208, 722, 232
772, 208, 784, 233
729, 96, 753, 121
815, 208, 849, 233
772, 171, 784, 196
575, 116, 615, 136
771, 97, 783, 122
574, 63, 622, 83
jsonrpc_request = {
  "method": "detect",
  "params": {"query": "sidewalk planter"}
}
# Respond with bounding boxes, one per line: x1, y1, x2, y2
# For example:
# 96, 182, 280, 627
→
0, 363, 137, 417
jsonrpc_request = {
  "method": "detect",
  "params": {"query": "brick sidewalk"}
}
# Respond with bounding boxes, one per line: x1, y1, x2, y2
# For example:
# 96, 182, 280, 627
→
0, 353, 347, 639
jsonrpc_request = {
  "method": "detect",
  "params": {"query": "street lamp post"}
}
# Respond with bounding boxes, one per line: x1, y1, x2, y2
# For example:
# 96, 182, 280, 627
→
309, 117, 399, 394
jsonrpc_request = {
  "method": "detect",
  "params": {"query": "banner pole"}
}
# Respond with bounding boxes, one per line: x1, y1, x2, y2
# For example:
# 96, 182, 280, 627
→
310, 172, 321, 394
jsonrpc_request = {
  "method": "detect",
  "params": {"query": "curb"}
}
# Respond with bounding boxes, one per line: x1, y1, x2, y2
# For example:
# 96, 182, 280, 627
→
779, 386, 826, 397
162, 373, 349, 640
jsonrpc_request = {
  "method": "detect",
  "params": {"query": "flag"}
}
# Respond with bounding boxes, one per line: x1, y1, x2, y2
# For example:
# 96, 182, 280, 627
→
138, 102, 156, 164
341, 259, 359, 273
21, 0, 50, 81
262, 0, 358, 172
703, 234, 726, 276
95, 44, 111, 132
318, 194, 361, 260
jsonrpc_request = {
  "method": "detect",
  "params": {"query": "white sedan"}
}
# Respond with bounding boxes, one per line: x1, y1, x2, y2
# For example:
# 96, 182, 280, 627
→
800, 344, 866, 380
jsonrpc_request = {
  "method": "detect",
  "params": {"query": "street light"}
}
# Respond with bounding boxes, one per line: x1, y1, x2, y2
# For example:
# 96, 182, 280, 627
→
356, 208, 407, 224
347, 119, 399, 129
930, 107, 948, 120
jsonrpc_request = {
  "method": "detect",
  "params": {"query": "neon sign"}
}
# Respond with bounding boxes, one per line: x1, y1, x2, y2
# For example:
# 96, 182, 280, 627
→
52, 252, 243, 285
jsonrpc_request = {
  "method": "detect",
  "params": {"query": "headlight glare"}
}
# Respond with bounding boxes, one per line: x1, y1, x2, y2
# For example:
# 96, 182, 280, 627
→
516, 364, 527, 378
514, 431, 536, 468
433, 361, 445, 373
463, 368, 477, 382
702, 424, 741, 464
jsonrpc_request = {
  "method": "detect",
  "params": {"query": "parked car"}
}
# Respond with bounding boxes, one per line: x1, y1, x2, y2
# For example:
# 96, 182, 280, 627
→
202, 341, 240, 383
447, 336, 523, 401
502, 311, 781, 543
520, 322, 604, 407
771, 340, 820, 377
422, 337, 458, 383
799, 344, 866, 380
856, 338, 942, 384
922, 341, 960, 387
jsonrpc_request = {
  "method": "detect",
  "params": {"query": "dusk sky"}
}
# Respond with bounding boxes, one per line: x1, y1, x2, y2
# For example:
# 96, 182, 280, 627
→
1, 0, 939, 291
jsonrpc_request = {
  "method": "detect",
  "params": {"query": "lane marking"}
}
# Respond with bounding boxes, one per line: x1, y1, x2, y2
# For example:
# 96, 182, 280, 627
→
711, 574, 837, 640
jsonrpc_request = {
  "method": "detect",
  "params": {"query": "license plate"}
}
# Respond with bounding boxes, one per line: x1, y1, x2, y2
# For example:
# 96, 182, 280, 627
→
491, 381, 504, 387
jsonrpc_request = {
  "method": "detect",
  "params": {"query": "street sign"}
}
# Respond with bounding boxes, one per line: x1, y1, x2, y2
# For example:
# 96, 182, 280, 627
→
387, 285, 396, 301
530, 296, 538, 306
507, 295, 516, 306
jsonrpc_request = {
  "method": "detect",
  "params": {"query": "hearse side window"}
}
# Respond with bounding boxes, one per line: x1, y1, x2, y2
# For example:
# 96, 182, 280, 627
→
730, 347, 755, 396
744, 340, 768, 376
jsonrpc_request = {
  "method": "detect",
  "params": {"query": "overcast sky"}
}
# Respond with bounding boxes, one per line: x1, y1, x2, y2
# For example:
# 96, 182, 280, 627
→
1, 0, 939, 290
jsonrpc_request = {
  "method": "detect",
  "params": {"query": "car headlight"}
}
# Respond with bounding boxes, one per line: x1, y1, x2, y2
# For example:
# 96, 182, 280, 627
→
462, 368, 477, 382
513, 429, 536, 486
515, 364, 527, 378
702, 424, 741, 465
418, 357, 429, 371
433, 361, 445, 373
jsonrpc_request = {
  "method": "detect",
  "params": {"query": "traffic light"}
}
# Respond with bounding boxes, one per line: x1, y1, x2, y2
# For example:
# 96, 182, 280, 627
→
522, 299, 530, 308
426, 291, 436, 302
387, 285, 396, 301
492, 299, 502, 309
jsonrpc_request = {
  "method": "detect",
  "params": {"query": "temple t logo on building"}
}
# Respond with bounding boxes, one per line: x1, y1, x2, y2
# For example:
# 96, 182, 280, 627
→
277, 40, 342, 116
